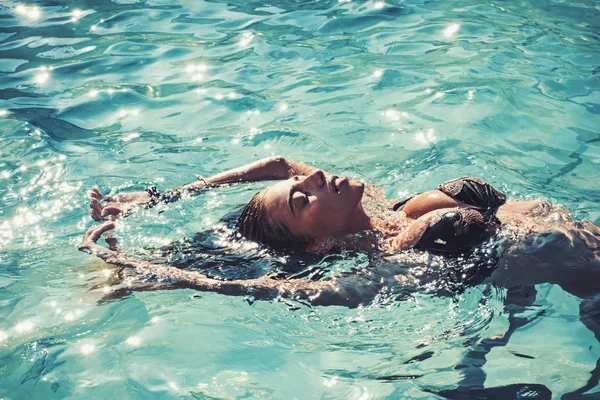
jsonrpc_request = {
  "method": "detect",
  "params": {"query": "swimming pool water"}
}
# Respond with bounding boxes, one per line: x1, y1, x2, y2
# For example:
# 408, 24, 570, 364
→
0, 0, 599, 398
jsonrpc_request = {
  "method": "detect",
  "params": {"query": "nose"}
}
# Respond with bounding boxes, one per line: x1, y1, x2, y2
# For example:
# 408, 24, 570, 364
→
302, 169, 326, 188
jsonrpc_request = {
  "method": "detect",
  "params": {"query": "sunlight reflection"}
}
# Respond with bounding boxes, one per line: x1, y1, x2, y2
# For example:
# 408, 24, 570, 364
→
13, 207, 40, 227
278, 103, 289, 112
117, 108, 141, 119
374, 1, 385, 10
34, 71, 50, 85
467, 89, 475, 100
415, 128, 437, 144
15, 320, 34, 333
15, 4, 41, 20
185, 64, 207, 81
121, 132, 141, 142
1, 157, 81, 248
239, 32, 253, 46
88, 89, 98, 98
126, 336, 141, 346
323, 376, 338, 387
185, 64, 207, 73
384, 109, 400, 121
0, 109, 8, 117
80, 344, 95, 355
443, 23, 460, 38
372, 69, 383, 78
0, 330, 7, 343
383, 110, 410, 122
71, 9, 83, 22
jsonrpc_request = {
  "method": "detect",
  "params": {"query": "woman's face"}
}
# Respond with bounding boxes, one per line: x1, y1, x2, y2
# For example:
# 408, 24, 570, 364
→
261, 170, 367, 242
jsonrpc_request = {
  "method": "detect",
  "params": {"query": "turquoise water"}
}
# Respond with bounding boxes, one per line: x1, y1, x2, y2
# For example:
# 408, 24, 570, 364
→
1, 0, 599, 398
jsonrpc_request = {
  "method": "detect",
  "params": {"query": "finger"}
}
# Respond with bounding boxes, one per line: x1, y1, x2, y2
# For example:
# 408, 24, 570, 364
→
90, 204, 100, 221
105, 233, 119, 251
78, 242, 115, 260
90, 208, 101, 221
87, 222, 116, 243
101, 206, 123, 218
90, 198, 103, 221
84, 224, 96, 241
91, 198, 103, 213
90, 188, 104, 200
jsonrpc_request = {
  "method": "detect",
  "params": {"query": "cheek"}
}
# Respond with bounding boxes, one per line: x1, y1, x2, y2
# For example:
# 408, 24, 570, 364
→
306, 204, 346, 234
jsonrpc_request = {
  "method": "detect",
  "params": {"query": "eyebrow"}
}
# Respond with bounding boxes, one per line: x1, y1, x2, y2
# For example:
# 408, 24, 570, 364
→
288, 186, 296, 215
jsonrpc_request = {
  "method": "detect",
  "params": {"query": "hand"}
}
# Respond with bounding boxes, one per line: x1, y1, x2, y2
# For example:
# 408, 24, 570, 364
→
78, 221, 119, 260
90, 188, 151, 221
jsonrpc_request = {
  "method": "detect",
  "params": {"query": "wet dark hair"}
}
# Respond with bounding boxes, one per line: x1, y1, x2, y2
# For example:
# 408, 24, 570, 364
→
237, 190, 311, 252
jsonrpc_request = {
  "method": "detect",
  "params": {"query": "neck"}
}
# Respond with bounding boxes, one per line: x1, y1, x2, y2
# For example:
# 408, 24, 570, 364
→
349, 205, 409, 237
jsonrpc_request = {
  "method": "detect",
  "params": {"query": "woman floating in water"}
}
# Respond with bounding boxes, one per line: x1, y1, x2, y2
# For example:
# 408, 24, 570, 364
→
80, 156, 600, 307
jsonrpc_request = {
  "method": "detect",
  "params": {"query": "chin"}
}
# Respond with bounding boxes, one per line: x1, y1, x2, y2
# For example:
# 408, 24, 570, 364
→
349, 179, 365, 205
351, 179, 365, 191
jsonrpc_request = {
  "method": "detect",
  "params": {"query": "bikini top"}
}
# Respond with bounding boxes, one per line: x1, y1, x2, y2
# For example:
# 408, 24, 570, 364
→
391, 177, 507, 254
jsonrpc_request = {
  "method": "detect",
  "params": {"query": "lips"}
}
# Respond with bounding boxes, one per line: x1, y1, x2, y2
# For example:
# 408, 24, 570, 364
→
330, 176, 339, 193
330, 176, 348, 193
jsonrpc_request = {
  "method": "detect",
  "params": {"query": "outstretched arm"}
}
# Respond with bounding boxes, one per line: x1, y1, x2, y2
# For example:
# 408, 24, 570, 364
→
78, 222, 364, 307
91, 156, 319, 221
204, 156, 318, 186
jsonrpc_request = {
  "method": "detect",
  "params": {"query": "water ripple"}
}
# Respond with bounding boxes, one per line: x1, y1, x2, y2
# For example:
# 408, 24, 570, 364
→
1, 0, 599, 397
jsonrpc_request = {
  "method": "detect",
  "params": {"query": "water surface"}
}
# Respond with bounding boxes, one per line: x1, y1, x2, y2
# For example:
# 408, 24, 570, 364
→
1, 0, 599, 398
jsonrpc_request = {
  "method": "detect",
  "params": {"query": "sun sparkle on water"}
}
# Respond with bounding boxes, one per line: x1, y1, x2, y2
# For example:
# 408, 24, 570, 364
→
15, 4, 41, 20
80, 344, 95, 355
443, 22, 460, 38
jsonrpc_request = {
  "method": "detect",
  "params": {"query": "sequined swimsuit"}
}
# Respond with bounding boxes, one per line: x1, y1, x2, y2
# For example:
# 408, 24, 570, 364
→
391, 177, 506, 254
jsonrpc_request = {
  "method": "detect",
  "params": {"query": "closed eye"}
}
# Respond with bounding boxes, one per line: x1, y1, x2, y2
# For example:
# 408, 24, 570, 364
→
289, 187, 309, 215
301, 193, 309, 205
295, 190, 309, 206
291, 189, 309, 212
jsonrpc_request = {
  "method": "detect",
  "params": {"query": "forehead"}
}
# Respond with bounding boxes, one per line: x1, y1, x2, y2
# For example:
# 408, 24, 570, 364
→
262, 179, 294, 222
264, 180, 292, 208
